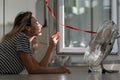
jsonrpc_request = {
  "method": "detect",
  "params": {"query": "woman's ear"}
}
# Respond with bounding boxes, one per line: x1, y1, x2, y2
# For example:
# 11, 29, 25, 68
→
25, 26, 31, 31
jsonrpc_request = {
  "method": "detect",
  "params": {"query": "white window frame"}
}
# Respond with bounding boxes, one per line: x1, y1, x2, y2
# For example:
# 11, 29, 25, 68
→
58, 0, 118, 54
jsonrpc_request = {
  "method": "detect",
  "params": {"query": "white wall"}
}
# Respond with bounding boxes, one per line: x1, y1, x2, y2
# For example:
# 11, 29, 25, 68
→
0, 0, 36, 24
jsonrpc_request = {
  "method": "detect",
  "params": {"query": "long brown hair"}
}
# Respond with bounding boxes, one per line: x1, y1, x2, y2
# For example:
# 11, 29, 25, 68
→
1, 11, 32, 42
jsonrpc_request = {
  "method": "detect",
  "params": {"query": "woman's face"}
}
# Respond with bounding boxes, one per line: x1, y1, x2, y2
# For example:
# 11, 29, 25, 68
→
28, 16, 42, 36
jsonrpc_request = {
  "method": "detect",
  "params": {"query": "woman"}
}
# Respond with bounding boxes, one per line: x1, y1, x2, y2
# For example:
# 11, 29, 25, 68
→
0, 11, 70, 74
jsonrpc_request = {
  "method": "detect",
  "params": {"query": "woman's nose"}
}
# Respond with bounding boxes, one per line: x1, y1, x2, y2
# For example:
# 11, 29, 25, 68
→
38, 23, 42, 28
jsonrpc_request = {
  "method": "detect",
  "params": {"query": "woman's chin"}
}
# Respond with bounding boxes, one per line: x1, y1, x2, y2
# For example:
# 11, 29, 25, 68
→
38, 33, 42, 36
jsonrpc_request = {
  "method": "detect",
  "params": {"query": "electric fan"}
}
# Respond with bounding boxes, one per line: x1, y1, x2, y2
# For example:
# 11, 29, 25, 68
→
84, 20, 118, 72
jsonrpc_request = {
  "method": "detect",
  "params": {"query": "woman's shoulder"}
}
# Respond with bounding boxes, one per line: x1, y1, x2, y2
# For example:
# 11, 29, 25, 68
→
17, 32, 28, 38
18, 32, 26, 36
16, 32, 29, 42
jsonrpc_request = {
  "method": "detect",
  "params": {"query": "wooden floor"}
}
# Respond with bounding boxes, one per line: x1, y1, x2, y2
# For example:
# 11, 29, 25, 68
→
1, 67, 120, 80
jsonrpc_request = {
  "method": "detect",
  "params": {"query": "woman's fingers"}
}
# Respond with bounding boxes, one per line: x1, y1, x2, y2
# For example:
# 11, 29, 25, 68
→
60, 66, 71, 74
50, 32, 60, 45
52, 32, 59, 39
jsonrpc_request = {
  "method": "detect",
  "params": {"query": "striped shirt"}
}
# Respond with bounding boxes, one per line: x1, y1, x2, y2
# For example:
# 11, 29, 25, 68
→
0, 32, 32, 74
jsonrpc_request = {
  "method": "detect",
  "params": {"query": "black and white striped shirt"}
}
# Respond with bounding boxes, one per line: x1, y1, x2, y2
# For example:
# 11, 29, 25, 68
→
0, 32, 32, 74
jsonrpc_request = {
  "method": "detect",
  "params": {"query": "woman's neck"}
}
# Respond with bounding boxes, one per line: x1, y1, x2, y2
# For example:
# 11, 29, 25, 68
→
23, 31, 36, 42
29, 36, 36, 42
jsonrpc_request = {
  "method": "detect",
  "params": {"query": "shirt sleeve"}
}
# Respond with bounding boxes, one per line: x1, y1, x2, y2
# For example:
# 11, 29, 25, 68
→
16, 35, 32, 55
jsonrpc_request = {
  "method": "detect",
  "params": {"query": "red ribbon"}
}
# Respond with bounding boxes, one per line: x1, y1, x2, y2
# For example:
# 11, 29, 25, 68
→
84, 30, 97, 34
46, 5, 56, 19
45, 0, 97, 34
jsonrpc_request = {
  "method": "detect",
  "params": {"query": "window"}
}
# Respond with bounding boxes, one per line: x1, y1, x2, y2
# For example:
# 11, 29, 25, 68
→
58, 0, 118, 54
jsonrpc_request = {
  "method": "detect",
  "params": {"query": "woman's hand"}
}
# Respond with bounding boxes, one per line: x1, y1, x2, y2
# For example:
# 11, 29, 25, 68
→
49, 32, 60, 46
56, 66, 71, 74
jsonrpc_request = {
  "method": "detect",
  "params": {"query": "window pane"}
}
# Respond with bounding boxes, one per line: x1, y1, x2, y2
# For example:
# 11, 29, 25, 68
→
59, 0, 111, 53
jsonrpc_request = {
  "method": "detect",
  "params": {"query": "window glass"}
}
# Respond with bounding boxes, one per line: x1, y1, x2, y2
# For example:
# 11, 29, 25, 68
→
58, 0, 112, 53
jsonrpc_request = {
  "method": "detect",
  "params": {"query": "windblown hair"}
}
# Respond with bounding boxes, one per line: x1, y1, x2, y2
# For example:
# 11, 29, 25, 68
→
1, 11, 32, 42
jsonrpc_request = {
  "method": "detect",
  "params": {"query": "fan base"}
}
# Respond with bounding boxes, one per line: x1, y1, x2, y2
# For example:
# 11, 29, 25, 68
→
88, 68, 119, 74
